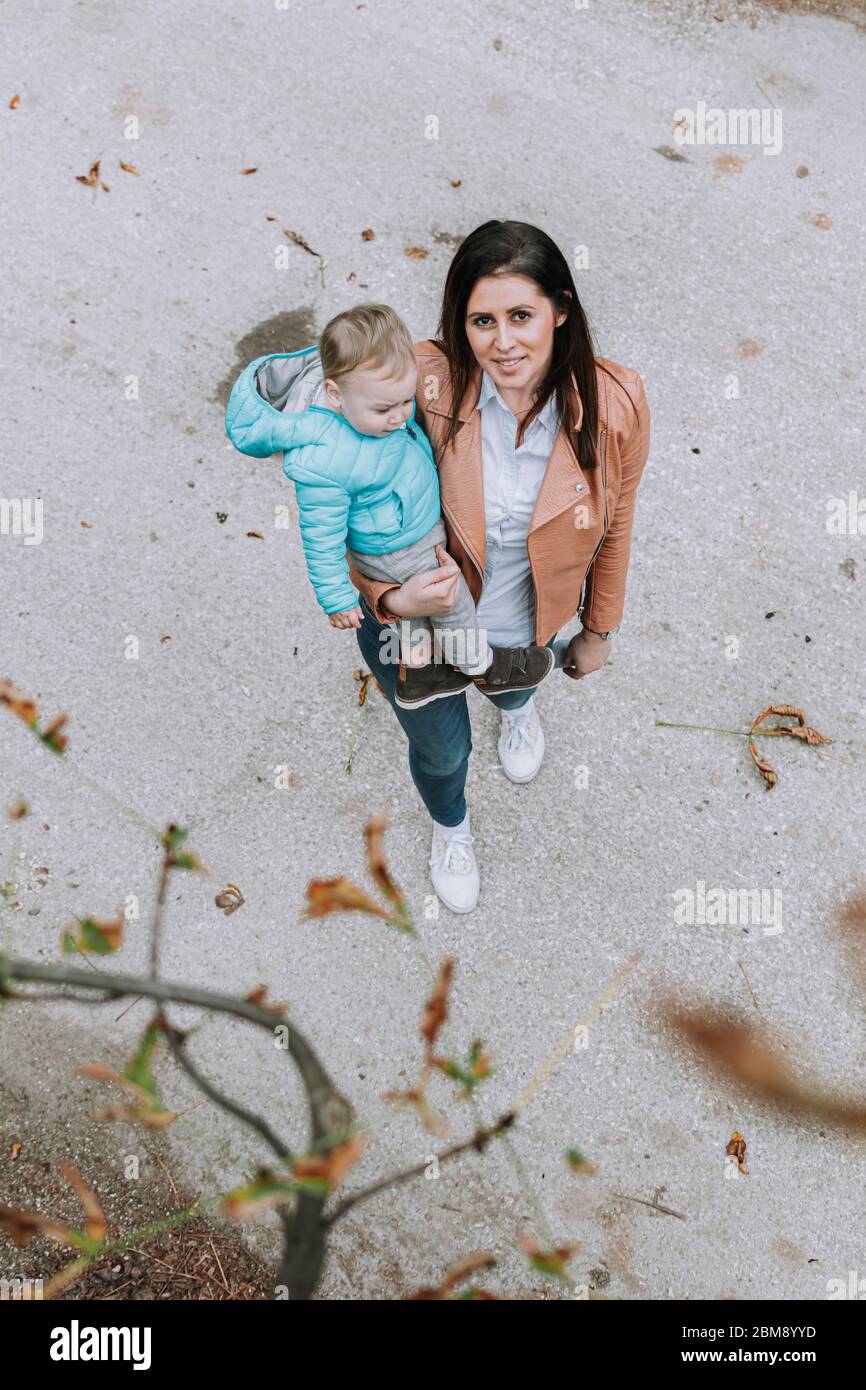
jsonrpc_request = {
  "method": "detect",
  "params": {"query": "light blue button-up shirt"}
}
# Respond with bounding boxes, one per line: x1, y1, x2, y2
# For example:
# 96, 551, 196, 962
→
473, 370, 561, 648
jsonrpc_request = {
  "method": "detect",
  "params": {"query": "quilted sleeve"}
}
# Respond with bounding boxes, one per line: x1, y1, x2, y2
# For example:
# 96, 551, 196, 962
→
289, 458, 358, 616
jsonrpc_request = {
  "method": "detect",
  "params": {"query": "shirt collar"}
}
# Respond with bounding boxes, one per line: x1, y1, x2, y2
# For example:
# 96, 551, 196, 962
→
478, 369, 560, 436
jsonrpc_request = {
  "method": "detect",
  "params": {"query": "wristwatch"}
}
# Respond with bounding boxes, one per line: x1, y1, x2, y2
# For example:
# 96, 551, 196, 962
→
582, 623, 620, 640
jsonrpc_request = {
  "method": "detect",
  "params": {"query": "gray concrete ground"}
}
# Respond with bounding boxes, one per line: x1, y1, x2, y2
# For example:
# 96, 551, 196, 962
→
2, 0, 865, 1300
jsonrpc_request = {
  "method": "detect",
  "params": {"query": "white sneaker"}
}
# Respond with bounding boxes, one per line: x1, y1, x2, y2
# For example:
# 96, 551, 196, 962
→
429, 821, 480, 914
498, 702, 545, 783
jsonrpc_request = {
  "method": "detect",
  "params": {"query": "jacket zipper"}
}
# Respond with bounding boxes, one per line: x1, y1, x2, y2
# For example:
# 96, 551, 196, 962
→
576, 427, 608, 623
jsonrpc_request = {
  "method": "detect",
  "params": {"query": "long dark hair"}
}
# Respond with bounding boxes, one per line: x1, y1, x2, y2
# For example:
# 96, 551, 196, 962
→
435, 220, 626, 471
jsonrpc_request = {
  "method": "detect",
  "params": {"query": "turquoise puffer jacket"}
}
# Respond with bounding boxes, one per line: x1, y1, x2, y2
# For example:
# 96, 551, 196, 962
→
225, 345, 441, 614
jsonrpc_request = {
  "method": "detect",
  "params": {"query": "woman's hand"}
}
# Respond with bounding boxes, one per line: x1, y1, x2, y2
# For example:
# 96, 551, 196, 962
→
380, 543, 462, 619
562, 629, 611, 680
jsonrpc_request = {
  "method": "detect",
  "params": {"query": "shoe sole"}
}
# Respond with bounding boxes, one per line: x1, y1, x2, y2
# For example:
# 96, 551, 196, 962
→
430, 879, 480, 913
471, 646, 555, 696
395, 683, 471, 710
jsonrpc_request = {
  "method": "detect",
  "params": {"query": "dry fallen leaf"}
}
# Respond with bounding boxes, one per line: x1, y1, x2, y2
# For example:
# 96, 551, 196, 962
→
239, 167, 258, 175
284, 228, 319, 257
726, 1129, 748, 1174
9, 94, 20, 110
6, 799, 28, 820
361, 228, 375, 241
737, 339, 762, 358
803, 211, 832, 230
748, 703, 831, 789
353, 667, 385, 705
404, 245, 429, 260
450, 178, 462, 187
246, 530, 264, 539
214, 883, 245, 916
749, 742, 778, 790
776, 725, 832, 747
75, 159, 101, 188
421, 958, 453, 1051
119, 161, 139, 175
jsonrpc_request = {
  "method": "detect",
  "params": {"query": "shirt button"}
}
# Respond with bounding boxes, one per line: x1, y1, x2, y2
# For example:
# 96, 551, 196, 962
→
575, 482, 585, 494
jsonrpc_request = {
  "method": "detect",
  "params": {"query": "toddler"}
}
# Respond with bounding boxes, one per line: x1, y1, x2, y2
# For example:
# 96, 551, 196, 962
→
225, 303, 553, 708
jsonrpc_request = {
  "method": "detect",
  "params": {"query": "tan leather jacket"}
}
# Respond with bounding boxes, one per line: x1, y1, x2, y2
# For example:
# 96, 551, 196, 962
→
348, 340, 651, 644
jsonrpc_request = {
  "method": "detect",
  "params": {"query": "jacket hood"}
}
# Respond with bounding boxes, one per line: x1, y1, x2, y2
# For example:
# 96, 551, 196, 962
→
225, 346, 327, 458
255, 348, 325, 414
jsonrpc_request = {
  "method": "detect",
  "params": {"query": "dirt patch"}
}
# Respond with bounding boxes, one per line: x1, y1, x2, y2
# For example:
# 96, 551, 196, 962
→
215, 307, 319, 407
0, 1011, 273, 1301
646, 0, 866, 29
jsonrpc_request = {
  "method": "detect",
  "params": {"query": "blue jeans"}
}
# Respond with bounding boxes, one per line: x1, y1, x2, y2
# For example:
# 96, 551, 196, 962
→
355, 594, 558, 827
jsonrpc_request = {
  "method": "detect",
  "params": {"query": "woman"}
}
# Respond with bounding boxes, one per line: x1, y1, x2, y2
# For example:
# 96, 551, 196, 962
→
348, 220, 651, 914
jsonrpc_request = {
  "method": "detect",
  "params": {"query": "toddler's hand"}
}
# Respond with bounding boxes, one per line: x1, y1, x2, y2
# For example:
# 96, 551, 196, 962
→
328, 606, 363, 630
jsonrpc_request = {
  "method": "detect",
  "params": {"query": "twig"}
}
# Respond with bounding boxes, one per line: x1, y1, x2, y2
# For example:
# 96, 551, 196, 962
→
655, 720, 781, 737
611, 1191, 687, 1220
150, 1151, 181, 1208
512, 954, 640, 1115
345, 698, 369, 775
325, 1111, 514, 1226
738, 959, 760, 1011
162, 1017, 293, 1162
210, 1238, 229, 1292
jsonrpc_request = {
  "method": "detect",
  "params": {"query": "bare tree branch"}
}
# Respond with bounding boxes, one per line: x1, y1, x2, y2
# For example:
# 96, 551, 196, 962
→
2, 953, 354, 1300
325, 1111, 515, 1227
161, 1019, 294, 1164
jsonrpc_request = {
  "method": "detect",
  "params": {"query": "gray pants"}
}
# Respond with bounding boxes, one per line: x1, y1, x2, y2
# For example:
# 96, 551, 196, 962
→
348, 517, 490, 674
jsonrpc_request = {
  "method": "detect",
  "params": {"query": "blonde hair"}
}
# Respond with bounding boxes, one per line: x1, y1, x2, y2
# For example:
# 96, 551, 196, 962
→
319, 303, 415, 384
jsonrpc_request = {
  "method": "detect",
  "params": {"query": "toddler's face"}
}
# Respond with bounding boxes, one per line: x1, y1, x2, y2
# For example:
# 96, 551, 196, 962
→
324, 361, 417, 438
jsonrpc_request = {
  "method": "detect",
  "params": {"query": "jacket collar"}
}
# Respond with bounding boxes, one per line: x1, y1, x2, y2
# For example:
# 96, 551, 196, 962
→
477, 370, 561, 437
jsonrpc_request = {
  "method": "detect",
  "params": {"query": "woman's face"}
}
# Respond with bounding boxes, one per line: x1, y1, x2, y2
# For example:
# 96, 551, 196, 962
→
464, 273, 567, 398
